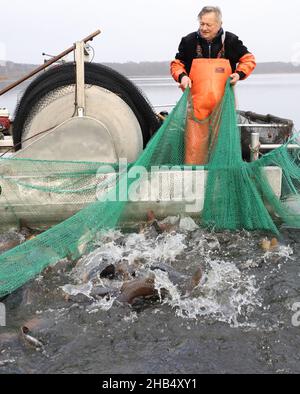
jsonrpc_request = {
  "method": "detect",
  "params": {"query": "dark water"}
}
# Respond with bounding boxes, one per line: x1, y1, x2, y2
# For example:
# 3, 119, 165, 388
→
1, 219, 300, 374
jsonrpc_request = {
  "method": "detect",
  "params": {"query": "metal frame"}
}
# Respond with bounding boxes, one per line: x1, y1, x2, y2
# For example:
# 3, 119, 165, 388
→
237, 124, 291, 128
0, 30, 101, 97
153, 104, 293, 127
0, 32, 100, 154
75, 41, 86, 117
250, 132, 299, 161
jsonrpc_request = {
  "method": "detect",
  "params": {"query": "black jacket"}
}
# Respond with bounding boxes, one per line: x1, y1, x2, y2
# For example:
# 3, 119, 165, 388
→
175, 30, 251, 81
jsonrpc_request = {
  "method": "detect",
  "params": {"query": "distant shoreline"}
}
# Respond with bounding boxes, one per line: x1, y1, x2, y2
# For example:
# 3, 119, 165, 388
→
1, 60, 300, 80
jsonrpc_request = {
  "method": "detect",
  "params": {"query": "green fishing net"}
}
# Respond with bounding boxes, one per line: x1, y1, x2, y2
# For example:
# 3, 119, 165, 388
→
1, 80, 300, 297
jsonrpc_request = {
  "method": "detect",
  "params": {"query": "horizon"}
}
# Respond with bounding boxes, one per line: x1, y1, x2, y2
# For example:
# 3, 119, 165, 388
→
1, 59, 300, 67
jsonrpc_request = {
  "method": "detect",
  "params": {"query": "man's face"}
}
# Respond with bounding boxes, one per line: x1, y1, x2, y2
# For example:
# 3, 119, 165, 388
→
199, 12, 222, 41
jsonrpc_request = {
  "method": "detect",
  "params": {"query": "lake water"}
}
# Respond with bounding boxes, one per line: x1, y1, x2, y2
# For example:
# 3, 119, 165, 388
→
1, 73, 300, 130
132, 73, 300, 130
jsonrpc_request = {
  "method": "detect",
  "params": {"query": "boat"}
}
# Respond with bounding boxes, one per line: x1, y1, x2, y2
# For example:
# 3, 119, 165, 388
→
238, 110, 294, 160
0, 31, 294, 231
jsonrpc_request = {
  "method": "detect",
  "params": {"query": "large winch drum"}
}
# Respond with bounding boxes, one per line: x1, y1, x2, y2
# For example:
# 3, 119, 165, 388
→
13, 85, 143, 162
12, 62, 160, 163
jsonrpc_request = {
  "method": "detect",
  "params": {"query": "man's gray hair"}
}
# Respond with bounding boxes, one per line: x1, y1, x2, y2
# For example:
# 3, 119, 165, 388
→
198, 6, 222, 23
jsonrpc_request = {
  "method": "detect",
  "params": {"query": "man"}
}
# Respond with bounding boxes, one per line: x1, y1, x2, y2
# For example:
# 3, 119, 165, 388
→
171, 6, 256, 164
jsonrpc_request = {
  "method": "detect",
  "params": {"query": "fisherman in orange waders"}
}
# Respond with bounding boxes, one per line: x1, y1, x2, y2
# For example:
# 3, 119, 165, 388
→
171, 6, 256, 165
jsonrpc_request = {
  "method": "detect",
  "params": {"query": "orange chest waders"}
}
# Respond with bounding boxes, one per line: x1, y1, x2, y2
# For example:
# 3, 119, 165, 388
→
185, 58, 232, 165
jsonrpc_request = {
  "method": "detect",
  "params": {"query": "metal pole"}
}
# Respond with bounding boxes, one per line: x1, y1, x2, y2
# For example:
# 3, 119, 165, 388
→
260, 144, 300, 150
251, 132, 260, 162
0, 30, 101, 97
237, 124, 291, 128
153, 104, 177, 109
75, 41, 86, 117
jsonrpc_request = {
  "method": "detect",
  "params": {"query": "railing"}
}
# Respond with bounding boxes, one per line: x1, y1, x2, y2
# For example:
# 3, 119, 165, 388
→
250, 132, 299, 161
154, 104, 297, 162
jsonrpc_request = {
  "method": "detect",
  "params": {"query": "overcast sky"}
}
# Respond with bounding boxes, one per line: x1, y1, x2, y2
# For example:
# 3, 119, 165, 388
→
1, 0, 300, 65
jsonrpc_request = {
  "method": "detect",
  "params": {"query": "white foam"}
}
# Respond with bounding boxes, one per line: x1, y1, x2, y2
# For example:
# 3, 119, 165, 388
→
62, 228, 264, 327
61, 282, 93, 298
87, 296, 117, 313
153, 259, 261, 327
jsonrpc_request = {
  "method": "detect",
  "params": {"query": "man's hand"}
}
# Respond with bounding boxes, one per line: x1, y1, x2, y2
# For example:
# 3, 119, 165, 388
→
180, 76, 192, 90
230, 73, 240, 85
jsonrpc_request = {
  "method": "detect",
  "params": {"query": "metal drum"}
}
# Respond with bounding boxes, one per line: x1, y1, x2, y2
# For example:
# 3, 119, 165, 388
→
12, 63, 160, 163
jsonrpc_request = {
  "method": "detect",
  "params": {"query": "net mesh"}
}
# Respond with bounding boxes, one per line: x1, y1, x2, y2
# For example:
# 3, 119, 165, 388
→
1, 80, 300, 297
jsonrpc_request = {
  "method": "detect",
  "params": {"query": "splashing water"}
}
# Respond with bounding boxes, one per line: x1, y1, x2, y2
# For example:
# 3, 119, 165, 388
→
153, 260, 261, 327
60, 222, 265, 327
1, 221, 300, 374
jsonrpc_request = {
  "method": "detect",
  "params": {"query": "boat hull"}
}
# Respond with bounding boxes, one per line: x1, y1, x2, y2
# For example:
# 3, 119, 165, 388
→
0, 167, 282, 231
